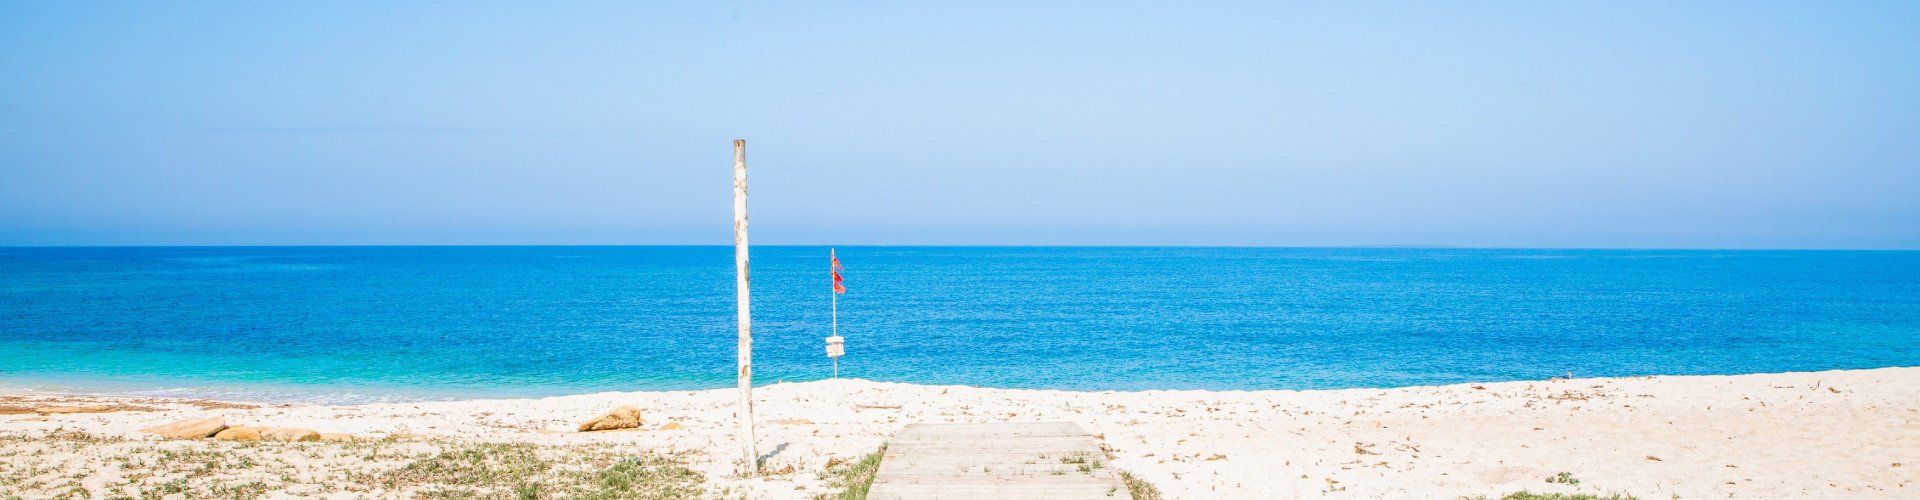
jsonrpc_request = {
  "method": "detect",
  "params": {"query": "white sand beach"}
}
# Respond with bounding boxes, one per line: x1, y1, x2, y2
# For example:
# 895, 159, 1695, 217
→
3, 367, 1915, 498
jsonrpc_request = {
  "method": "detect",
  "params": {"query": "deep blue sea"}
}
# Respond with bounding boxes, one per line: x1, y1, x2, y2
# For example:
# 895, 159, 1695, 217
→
1, 246, 1916, 403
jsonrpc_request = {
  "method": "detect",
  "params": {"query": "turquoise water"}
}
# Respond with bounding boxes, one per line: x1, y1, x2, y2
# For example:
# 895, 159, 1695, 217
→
1, 246, 1915, 403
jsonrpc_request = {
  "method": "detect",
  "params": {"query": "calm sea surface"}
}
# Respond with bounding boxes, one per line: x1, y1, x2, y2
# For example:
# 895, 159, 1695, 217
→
1, 246, 1915, 403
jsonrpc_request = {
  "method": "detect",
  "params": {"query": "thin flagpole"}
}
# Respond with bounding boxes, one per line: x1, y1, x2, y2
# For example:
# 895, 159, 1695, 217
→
831, 249, 838, 338
831, 248, 839, 378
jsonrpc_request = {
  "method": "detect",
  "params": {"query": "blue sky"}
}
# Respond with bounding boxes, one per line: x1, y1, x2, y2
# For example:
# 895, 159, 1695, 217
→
2, 2, 1916, 248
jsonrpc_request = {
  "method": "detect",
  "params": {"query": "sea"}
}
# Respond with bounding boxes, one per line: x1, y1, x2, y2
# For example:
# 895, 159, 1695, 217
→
1, 246, 1915, 404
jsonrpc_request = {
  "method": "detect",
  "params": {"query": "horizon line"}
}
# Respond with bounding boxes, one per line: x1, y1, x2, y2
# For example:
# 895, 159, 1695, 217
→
1, 243, 1915, 252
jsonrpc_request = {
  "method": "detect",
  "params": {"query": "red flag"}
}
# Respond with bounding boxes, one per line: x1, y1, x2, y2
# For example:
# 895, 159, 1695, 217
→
831, 251, 846, 294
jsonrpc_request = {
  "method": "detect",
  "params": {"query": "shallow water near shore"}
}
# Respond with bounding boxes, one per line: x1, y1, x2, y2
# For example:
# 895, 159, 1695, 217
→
1, 246, 1916, 403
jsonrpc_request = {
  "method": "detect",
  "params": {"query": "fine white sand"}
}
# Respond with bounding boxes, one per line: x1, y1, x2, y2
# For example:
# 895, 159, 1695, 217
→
4, 367, 1916, 498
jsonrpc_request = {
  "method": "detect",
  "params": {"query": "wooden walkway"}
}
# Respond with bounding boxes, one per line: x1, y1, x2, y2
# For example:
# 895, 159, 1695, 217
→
867, 422, 1129, 500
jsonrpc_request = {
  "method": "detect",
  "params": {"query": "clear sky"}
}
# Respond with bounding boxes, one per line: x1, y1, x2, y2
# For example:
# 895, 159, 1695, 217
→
2, 2, 1916, 248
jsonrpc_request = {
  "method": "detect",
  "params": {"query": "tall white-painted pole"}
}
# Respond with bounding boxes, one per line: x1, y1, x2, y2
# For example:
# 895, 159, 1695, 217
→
731, 139, 758, 475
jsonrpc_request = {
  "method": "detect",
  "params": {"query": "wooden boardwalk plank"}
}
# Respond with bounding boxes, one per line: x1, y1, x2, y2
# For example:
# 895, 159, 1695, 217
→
869, 422, 1128, 500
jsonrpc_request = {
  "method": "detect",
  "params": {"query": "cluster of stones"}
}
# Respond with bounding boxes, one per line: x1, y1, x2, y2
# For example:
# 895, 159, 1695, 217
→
137, 416, 357, 442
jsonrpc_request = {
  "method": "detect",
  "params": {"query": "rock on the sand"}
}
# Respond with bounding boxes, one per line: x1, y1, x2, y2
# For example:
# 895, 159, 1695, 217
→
578, 406, 644, 432
260, 427, 321, 442
140, 417, 227, 439
214, 426, 262, 442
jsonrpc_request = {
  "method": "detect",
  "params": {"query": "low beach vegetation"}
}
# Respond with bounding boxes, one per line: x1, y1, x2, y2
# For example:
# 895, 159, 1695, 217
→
1477, 492, 1638, 500
0, 430, 704, 499
814, 444, 885, 500
1117, 470, 1163, 500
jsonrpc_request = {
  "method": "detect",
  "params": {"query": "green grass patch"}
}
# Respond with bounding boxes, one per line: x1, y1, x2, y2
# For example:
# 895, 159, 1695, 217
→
381, 442, 705, 499
3, 430, 706, 499
1491, 492, 1637, 500
381, 442, 554, 490
814, 445, 886, 500
568, 456, 706, 500
1118, 470, 1162, 500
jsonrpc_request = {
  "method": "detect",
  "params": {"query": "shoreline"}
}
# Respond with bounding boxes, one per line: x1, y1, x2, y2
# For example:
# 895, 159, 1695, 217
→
10, 363, 1918, 405
4, 367, 1916, 498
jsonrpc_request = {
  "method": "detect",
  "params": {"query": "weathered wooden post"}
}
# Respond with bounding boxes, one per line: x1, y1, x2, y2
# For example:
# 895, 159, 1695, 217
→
732, 139, 758, 474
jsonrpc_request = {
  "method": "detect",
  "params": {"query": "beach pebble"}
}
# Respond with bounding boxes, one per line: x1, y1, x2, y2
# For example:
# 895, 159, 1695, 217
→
261, 427, 321, 442
659, 421, 684, 431
214, 426, 262, 441
578, 406, 643, 432
140, 416, 226, 439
